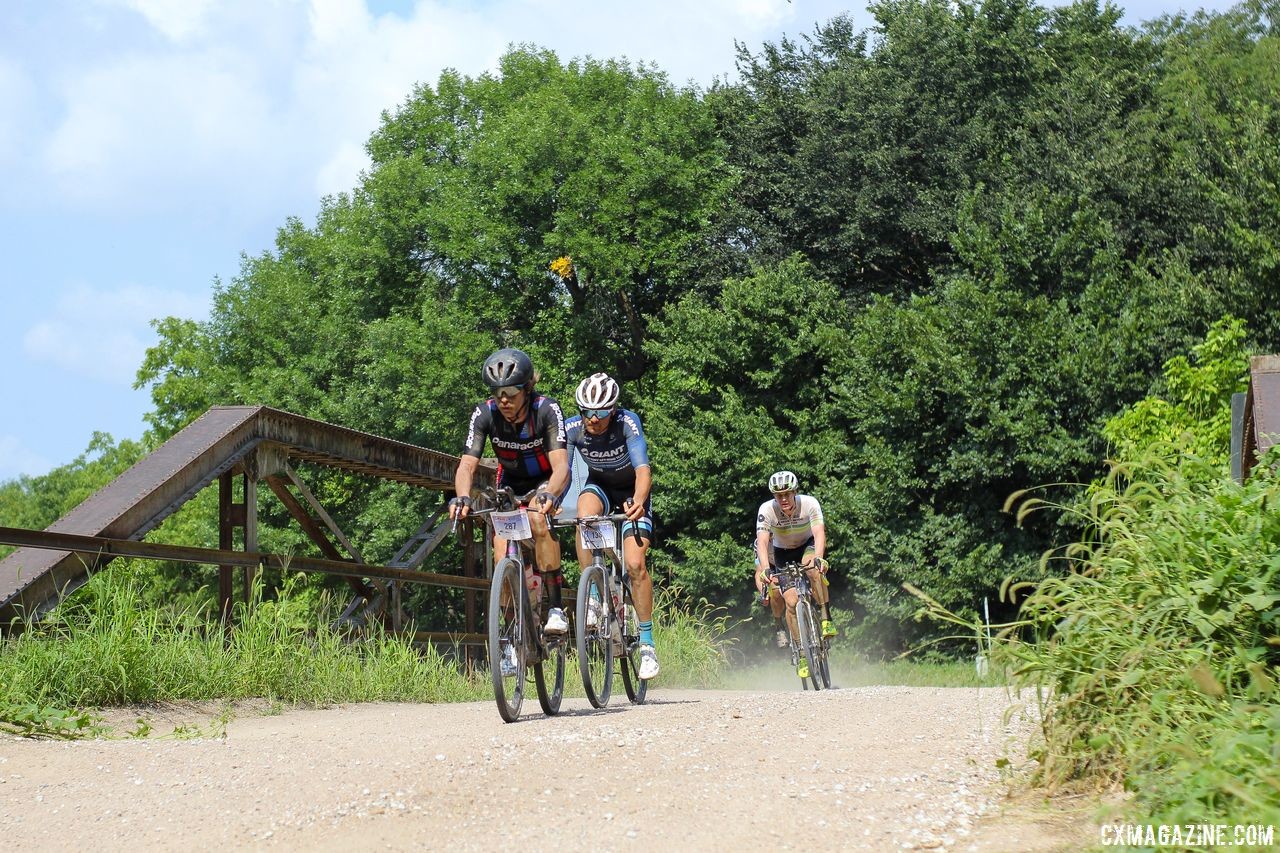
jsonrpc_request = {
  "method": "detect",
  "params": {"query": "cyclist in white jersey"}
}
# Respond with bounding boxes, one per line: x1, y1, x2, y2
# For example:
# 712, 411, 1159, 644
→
753, 471, 835, 665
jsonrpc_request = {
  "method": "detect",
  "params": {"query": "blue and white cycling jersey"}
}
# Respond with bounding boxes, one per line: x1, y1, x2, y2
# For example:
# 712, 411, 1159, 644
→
564, 408, 650, 492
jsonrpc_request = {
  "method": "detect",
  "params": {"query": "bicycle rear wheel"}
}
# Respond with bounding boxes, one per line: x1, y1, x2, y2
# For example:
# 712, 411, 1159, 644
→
815, 629, 832, 689
488, 558, 526, 722
796, 600, 823, 692
619, 580, 648, 705
535, 633, 566, 716
576, 563, 613, 708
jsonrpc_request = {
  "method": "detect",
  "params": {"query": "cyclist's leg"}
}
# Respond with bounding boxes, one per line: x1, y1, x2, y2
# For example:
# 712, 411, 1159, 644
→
781, 585, 800, 643
621, 509, 654, 624
798, 545, 829, 630
574, 487, 607, 568
802, 544, 833, 624
618, 494, 659, 678
507, 475, 565, 631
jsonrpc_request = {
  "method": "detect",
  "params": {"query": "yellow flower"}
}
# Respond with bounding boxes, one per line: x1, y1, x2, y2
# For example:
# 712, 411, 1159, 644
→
550, 255, 575, 280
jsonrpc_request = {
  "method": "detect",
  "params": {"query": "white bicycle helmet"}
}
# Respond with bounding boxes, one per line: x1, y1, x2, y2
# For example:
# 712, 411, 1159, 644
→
768, 470, 799, 493
575, 372, 620, 409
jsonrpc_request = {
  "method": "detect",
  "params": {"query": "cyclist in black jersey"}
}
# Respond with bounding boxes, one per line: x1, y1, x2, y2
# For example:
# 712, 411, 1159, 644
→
449, 347, 572, 635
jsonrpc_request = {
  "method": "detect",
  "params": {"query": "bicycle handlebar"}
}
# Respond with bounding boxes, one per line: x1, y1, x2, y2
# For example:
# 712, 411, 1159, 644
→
552, 513, 644, 548
449, 486, 546, 534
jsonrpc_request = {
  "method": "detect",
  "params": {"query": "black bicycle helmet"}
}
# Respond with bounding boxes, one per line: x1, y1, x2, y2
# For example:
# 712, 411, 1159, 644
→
482, 348, 534, 389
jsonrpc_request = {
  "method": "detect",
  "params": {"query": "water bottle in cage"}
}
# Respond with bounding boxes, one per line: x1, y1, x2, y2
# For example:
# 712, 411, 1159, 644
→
610, 589, 624, 643
525, 564, 542, 611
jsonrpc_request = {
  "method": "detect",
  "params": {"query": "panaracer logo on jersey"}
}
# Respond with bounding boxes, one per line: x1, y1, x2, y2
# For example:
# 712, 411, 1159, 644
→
1100, 823, 1275, 848
490, 436, 544, 451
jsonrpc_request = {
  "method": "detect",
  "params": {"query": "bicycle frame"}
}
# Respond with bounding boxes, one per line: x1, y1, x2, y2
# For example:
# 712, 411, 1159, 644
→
558, 512, 648, 707
461, 486, 567, 722
774, 561, 831, 691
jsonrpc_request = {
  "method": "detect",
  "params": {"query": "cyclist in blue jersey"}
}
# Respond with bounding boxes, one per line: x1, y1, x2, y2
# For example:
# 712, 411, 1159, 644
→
450, 347, 572, 636
565, 372, 659, 680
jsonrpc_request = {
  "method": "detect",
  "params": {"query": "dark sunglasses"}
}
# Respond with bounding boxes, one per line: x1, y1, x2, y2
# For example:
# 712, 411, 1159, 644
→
494, 386, 523, 401
582, 407, 613, 421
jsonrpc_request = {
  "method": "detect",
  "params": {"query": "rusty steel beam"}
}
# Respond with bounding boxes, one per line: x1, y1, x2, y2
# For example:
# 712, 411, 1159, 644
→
1244, 355, 1280, 480
0, 525, 489, 605
414, 631, 486, 646
283, 464, 363, 562
388, 508, 452, 570
0, 405, 493, 629
264, 474, 373, 601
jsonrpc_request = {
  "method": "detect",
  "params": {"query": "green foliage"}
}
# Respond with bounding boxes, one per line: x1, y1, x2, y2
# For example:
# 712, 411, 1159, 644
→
646, 256, 843, 609
367, 47, 733, 378
9, 1, 1280, 674
993, 451, 1280, 825
1102, 316, 1250, 467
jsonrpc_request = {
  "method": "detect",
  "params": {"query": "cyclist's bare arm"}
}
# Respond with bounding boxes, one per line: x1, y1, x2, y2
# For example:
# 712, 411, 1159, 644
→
451, 454, 480, 519
754, 530, 773, 591
807, 522, 827, 567
531, 448, 571, 515
626, 464, 652, 521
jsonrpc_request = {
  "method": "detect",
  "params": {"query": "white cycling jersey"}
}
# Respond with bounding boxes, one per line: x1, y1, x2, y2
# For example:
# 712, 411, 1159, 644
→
755, 494, 825, 549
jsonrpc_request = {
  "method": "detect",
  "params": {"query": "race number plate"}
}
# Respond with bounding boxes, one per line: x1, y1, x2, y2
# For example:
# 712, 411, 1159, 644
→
492, 509, 533, 541
578, 519, 614, 551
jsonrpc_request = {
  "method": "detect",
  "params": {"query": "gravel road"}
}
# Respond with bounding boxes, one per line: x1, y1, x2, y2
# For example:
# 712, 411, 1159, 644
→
0, 686, 1086, 852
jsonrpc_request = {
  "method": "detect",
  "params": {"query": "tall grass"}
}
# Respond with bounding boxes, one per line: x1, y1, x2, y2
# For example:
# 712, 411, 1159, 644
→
912, 449, 1280, 826
649, 585, 734, 687
1, 570, 480, 713
1, 567, 731, 736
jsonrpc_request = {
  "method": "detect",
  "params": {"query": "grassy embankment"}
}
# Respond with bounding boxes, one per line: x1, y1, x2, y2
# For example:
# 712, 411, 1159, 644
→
0, 571, 729, 737
910, 451, 1280, 829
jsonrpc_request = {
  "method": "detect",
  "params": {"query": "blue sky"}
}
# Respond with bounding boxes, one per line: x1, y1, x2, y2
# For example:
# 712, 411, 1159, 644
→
0, 0, 1241, 481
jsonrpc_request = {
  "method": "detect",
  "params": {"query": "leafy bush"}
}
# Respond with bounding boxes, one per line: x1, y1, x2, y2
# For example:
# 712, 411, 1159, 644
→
1000, 451, 1280, 825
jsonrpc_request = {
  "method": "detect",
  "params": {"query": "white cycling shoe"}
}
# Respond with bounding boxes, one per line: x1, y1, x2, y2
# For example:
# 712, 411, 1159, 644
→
584, 598, 603, 629
499, 642, 519, 677
543, 607, 569, 636
638, 644, 660, 680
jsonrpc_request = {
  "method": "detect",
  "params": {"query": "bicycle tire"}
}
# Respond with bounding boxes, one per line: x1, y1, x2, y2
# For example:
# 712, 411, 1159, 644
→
796, 599, 823, 692
576, 563, 614, 708
489, 557, 526, 722
619, 580, 648, 705
816, 640, 832, 689
534, 615, 566, 717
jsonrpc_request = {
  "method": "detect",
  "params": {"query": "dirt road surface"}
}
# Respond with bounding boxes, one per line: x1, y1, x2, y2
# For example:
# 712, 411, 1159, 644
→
0, 686, 1092, 852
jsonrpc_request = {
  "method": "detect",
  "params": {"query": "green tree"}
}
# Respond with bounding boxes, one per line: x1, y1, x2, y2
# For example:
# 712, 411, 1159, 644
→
645, 256, 843, 608
1103, 316, 1251, 467
367, 47, 734, 380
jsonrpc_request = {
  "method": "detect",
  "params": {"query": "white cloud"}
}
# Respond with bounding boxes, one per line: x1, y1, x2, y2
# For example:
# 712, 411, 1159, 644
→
42, 48, 284, 211
0, 57, 37, 164
315, 140, 370, 198
0, 435, 53, 482
21, 284, 209, 385
27, 0, 848, 215
111, 0, 219, 41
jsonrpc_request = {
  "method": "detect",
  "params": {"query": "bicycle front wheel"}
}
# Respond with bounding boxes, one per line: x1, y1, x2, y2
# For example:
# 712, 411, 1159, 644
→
489, 558, 526, 722
619, 581, 647, 705
796, 600, 823, 692
576, 563, 614, 708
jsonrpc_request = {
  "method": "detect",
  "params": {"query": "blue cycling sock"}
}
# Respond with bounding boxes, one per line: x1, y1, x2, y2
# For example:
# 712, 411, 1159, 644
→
638, 620, 654, 647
